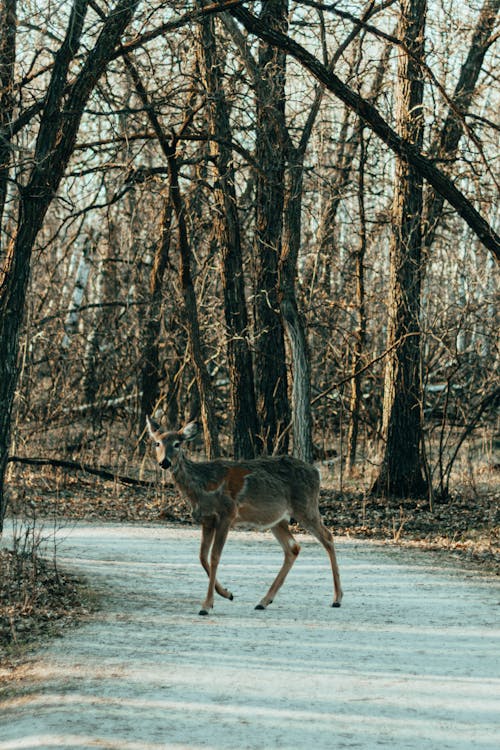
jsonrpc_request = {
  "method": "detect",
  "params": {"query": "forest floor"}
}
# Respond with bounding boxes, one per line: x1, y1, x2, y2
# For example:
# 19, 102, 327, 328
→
1, 462, 499, 664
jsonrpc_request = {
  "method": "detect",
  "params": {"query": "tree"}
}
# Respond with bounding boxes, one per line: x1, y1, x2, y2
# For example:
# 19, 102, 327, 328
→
123, 54, 221, 458
346, 128, 368, 475
0, 0, 15, 231
197, 8, 261, 458
372, 0, 428, 497
138, 194, 173, 430
253, 0, 291, 454
423, 0, 499, 254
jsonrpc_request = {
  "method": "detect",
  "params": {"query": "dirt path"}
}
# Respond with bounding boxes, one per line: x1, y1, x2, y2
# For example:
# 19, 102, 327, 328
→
1, 522, 499, 750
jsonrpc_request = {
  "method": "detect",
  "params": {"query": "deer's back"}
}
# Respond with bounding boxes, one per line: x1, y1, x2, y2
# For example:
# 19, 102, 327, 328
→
180, 454, 320, 512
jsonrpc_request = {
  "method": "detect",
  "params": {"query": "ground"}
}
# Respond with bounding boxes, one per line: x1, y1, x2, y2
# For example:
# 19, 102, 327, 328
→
1, 524, 499, 750
0, 462, 499, 662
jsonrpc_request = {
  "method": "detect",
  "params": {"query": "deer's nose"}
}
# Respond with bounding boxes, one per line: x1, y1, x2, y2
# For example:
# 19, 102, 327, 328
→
160, 457, 171, 470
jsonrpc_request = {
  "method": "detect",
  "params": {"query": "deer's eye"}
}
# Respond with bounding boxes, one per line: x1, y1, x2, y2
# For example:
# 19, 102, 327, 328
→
173, 440, 181, 449
155, 442, 161, 448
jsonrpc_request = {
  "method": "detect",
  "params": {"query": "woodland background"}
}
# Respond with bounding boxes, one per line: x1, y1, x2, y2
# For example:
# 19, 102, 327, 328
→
0, 1, 499, 544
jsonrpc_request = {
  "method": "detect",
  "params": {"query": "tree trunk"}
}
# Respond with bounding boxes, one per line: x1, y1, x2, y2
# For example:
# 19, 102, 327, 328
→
0, 0, 16, 238
423, 0, 499, 254
61, 234, 93, 349
253, 0, 290, 455
0, 201, 47, 530
82, 221, 119, 422
139, 196, 173, 429
314, 38, 392, 297
372, 0, 428, 498
347, 129, 367, 475
167, 146, 220, 458
124, 51, 220, 457
280, 155, 313, 463
280, 27, 392, 464
197, 8, 260, 458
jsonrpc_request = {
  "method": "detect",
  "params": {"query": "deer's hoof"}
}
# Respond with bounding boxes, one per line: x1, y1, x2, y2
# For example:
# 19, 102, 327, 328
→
199, 608, 210, 616
331, 601, 341, 608
254, 603, 266, 610
229, 593, 234, 601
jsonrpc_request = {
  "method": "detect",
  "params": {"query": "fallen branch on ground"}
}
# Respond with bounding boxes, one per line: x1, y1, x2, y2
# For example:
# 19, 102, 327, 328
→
8, 455, 164, 489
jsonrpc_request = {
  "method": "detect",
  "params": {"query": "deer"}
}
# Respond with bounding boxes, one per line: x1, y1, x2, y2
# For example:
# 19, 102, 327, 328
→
146, 416, 343, 616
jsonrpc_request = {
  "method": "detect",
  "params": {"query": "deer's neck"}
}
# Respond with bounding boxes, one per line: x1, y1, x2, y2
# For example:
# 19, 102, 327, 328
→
171, 451, 203, 504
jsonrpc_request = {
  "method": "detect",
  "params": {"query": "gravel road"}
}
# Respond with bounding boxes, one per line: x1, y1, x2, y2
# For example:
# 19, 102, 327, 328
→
1, 522, 499, 750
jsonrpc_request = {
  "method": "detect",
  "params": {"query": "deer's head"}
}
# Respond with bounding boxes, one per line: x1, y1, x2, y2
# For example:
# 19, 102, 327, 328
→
146, 416, 200, 470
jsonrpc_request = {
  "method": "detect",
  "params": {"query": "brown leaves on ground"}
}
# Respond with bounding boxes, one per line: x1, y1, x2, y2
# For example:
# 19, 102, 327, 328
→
7, 465, 500, 570
319, 489, 499, 574
0, 548, 95, 665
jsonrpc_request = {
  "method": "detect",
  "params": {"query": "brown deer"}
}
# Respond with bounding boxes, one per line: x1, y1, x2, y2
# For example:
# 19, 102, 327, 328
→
146, 416, 343, 615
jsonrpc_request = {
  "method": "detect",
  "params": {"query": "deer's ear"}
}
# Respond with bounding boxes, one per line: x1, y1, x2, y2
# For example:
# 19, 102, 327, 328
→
180, 420, 201, 442
146, 415, 161, 439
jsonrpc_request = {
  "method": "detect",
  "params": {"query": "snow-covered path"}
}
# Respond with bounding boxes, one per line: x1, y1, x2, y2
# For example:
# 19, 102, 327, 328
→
1, 523, 499, 750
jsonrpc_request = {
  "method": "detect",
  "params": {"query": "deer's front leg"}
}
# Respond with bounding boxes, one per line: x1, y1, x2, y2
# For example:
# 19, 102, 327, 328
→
199, 521, 233, 606
199, 519, 231, 616
255, 521, 301, 610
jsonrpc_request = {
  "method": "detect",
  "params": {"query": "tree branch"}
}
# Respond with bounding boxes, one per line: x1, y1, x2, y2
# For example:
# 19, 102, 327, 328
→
8, 455, 159, 488
229, 3, 500, 261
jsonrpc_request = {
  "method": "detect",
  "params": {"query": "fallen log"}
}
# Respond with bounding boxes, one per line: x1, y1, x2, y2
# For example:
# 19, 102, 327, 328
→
8, 455, 164, 489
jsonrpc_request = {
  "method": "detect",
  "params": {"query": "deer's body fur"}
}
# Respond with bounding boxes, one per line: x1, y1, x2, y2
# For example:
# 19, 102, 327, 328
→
172, 451, 320, 530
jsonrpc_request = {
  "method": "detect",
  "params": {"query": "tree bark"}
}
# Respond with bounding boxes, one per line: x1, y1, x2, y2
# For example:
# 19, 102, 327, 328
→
197, 7, 261, 458
347, 129, 368, 475
280, 24, 392, 464
167, 146, 220, 458
253, 0, 290, 454
280, 154, 313, 463
0, 0, 16, 238
314, 37, 392, 294
372, 0, 428, 498
123, 52, 220, 457
423, 0, 499, 254
139, 196, 173, 429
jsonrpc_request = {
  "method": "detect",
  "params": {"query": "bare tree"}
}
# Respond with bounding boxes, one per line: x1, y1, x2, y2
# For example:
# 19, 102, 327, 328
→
138, 195, 173, 430
2, 1, 498, 518
346, 128, 368, 475
0, 0, 16, 234
423, 0, 499, 255
253, 0, 291, 454
197, 7, 261, 458
372, 0, 428, 497
127, 52, 221, 457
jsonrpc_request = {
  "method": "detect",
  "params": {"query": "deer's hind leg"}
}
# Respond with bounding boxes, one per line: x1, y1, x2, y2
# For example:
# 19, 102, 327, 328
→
255, 520, 301, 610
299, 513, 343, 607
199, 522, 233, 603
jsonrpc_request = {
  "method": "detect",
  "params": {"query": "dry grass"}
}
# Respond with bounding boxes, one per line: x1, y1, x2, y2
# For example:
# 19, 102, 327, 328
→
0, 544, 96, 665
